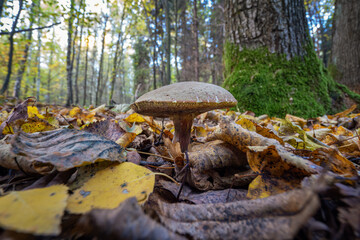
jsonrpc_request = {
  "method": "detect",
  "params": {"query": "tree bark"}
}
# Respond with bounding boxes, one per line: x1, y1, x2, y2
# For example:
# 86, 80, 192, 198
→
66, 0, 75, 106
225, 0, 310, 59
1, 0, 24, 95
95, 15, 108, 106
330, 0, 360, 93
174, 0, 179, 81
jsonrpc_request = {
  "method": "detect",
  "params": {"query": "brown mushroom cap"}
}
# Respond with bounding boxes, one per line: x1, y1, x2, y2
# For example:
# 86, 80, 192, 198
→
131, 82, 237, 117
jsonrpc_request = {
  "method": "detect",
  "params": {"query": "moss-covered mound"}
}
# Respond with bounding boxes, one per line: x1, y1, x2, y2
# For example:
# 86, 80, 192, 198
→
223, 43, 349, 118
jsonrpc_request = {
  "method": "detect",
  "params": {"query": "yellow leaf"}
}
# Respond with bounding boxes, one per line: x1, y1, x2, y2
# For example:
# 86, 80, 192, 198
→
247, 175, 293, 199
27, 106, 44, 119
124, 113, 146, 123
21, 121, 55, 133
67, 162, 155, 214
236, 118, 256, 131
116, 132, 136, 148
69, 107, 81, 117
0, 122, 13, 134
0, 185, 68, 235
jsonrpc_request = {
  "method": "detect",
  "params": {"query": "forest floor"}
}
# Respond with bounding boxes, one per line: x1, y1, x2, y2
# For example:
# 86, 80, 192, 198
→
0, 98, 359, 239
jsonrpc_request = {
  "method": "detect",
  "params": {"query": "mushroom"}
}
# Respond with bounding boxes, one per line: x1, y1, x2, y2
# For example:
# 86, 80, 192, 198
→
131, 81, 237, 152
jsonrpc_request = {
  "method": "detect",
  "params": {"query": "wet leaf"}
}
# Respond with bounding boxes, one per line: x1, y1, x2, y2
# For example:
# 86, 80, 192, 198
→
10, 129, 125, 173
0, 185, 68, 235
67, 162, 155, 213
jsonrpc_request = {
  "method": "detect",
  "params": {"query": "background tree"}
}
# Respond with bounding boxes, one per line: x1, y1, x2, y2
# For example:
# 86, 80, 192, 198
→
223, 0, 349, 117
329, 0, 360, 93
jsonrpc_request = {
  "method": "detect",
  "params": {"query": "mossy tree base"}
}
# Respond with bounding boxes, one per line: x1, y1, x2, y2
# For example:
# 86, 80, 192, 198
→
223, 43, 356, 118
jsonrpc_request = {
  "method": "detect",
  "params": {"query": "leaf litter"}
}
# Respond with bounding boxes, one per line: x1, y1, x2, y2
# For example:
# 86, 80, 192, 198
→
0, 98, 358, 238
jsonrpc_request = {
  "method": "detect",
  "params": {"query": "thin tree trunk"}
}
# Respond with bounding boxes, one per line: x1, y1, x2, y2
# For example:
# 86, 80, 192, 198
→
0, 0, 5, 18
90, 29, 98, 105
109, 6, 126, 104
153, 0, 158, 89
174, 0, 179, 81
13, 1, 36, 98
46, 24, 55, 103
1, 0, 24, 94
95, 15, 108, 106
36, 14, 41, 101
163, 0, 171, 85
193, 0, 199, 82
74, 23, 83, 104
66, 0, 75, 106
83, 37, 89, 106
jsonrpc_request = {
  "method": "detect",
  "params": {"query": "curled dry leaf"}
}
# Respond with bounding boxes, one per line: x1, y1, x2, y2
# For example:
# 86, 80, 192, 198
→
246, 145, 323, 199
10, 129, 126, 173
158, 188, 320, 240
77, 197, 185, 240
206, 115, 281, 151
185, 140, 250, 190
82, 119, 125, 142
0, 139, 44, 174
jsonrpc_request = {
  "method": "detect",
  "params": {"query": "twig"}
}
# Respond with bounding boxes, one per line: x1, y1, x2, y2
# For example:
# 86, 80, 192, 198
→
0, 22, 61, 35
127, 149, 174, 162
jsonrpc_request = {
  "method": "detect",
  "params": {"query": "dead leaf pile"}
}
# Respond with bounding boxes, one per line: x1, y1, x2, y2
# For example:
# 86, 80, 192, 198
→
0, 98, 358, 239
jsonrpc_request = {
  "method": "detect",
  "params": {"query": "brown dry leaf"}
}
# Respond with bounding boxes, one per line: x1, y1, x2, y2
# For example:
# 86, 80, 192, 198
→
83, 119, 125, 142
160, 180, 248, 204
158, 188, 320, 240
303, 148, 357, 177
0, 138, 45, 174
246, 145, 322, 199
10, 129, 125, 173
184, 140, 250, 190
76, 197, 185, 240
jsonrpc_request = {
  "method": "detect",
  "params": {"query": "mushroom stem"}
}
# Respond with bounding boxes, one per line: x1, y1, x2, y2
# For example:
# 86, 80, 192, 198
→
172, 114, 195, 152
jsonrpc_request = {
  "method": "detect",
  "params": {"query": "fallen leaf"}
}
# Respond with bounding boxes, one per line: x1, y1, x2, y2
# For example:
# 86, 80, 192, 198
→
83, 119, 125, 142
0, 185, 68, 235
10, 129, 126, 173
67, 162, 155, 213
158, 188, 320, 240
76, 197, 185, 240
185, 140, 250, 190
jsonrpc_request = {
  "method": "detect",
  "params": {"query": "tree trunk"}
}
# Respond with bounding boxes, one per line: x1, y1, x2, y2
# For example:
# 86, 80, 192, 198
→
1, 0, 24, 95
74, 24, 83, 104
36, 15, 41, 101
66, 0, 74, 106
90, 29, 98, 105
0, 0, 5, 18
95, 15, 108, 106
224, 0, 343, 118
109, 6, 126, 104
13, 1, 36, 98
83, 37, 89, 106
330, 0, 360, 93
225, 0, 310, 59
163, 0, 171, 85
192, 0, 199, 81
46, 23, 55, 103
153, 0, 158, 89
174, 0, 179, 81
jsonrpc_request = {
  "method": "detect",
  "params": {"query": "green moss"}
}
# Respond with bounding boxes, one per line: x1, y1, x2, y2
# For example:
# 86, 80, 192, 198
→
223, 42, 348, 118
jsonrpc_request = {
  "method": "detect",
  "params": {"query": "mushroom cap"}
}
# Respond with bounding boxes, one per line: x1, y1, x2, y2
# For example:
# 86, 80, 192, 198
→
131, 81, 237, 117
